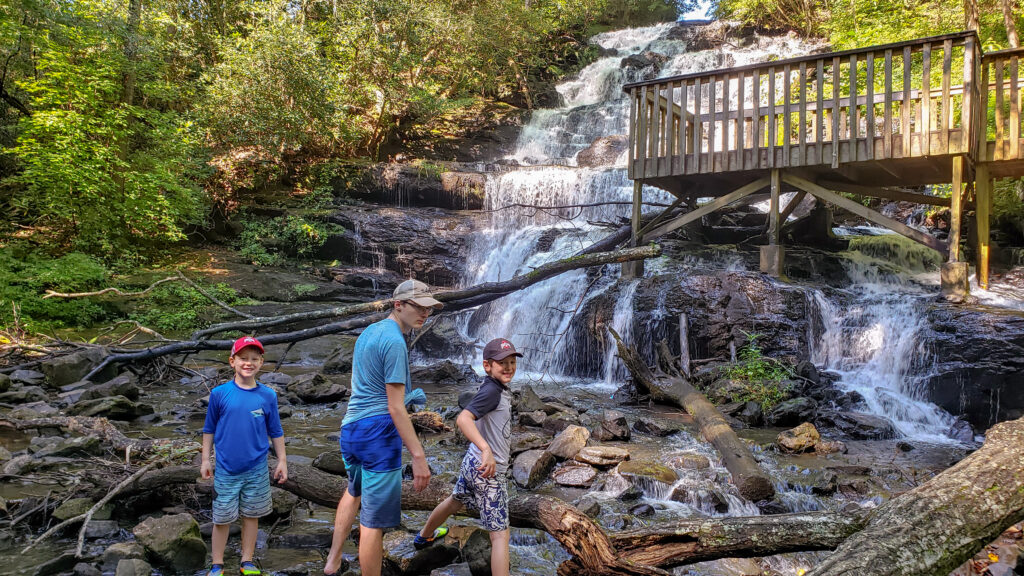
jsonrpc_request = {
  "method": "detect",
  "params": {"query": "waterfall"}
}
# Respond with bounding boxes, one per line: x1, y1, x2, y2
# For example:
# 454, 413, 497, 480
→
461, 22, 824, 376
808, 239, 957, 442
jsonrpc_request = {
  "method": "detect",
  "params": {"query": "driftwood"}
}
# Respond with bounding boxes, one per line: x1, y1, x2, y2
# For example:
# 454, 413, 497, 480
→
609, 328, 775, 502
0, 416, 198, 456
77, 245, 660, 380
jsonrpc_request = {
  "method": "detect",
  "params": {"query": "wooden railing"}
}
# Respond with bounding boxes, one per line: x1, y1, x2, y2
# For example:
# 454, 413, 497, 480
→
625, 32, 983, 180
982, 47, 1024, 162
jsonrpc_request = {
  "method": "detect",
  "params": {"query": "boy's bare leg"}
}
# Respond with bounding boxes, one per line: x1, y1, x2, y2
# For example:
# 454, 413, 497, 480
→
419, 496, 463, 538
324, 491, 360, 574
357, 525, 384, 576
211, 523, 231, 564
240, 516, 259, 562
489, 529, 511, 576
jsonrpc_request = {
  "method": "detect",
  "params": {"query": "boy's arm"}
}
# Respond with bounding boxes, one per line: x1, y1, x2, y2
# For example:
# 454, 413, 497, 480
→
201, 433, 214, 479
385, 383, 430, 492
456, 410, 497, 478
271, 436, 287, 483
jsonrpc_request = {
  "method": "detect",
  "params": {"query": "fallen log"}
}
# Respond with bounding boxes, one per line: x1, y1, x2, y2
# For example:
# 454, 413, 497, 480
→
609, 328, 775, 502
806, 416, 1024, 576
0, 416, 198, 456
80, 245, 661, 380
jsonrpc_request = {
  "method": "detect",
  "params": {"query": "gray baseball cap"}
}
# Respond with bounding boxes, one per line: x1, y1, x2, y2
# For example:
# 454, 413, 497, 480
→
393, 279, 443, 309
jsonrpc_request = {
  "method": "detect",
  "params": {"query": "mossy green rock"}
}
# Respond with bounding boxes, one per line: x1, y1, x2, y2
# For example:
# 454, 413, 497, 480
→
616, 460, 678, 485
53, 497, 113, 521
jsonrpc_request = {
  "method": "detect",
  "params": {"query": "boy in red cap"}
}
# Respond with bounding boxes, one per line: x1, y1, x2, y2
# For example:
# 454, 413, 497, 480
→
201, 336, 288, 576
412, 337, 522, 576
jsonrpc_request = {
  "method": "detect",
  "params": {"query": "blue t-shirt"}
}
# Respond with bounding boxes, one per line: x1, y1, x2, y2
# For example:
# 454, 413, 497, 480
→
203, 380, 284, 475
342, 318, 411, 427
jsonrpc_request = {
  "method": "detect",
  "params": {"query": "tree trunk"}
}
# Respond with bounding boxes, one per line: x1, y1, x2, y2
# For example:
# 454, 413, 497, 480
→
965, 0, 980, 30
1002, 0, 1020, 48
807, 416, 1024, 576
609, 329, 775, 502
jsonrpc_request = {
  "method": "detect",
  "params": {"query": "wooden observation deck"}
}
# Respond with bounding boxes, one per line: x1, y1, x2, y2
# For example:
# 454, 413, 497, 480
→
623, 31, 1024, 294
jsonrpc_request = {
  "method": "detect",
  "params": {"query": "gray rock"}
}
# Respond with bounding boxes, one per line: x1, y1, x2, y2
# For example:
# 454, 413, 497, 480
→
114, 559, 153, 576
573, 494, 602, 517
79, 373, 140, 402
631, 418, 678, 437
101, 541, 146, 570
0, 385, 48, 404
0, 372, 10, 392
411, 361, 476, 388
510, 432, 549, 455
616, 460, 678, 485
629, 503, 655, 517
272, 487, 300, 518
461, 529, 491, 576
10, 369, 45, 385
766, 397, 818, 427
518, 410, 547, 427
545, 425, 590, 460
382, 530, 459, 575
574, 446, 630, 467
33, 552, 78, 576
665, 452, 710, 470
69, 395, 153, 420
312, 451, 348, 476
816, 411, 897, 440
53, 497, 112, 521
288, 373, 350, 404
512, 450, 555, 489
591, 409, 630, 442
514, 386, 559, 415
551, 462, 598, 487
132, 513, 206, 572
199, 522, 241, 538
33, 436, 102, 459
40, 348, 107, 389
72, 563, 101, 576
0, 446, 10, 461
986, 563, 1018, 576
430, 563, 473, 576
948, 418, 975, 443
323, 337, 357, 375
738, 401, 764, 426
83, 520, 120, 539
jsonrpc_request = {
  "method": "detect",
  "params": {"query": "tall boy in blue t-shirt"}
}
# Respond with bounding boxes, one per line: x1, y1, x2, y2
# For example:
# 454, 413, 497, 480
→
202, 336, 288, 576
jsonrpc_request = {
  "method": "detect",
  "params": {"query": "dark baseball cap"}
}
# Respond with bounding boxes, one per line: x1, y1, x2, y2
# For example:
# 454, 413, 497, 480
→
482, 338, 523, 361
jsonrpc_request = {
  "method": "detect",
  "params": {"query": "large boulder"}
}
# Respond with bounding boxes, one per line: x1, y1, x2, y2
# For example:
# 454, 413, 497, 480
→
78, 373, 140, 402
665, 452, 711, 470
114, 559, 153, 576
512, 449, 555, 489
574, 446, 630, 467
53, 497, 111, 521
816, 411, 897, 439
0, 372, 10, 393
40, 348, 111, 389
312, 451, 348, 476
33, 436, 103, 459
322, 337, 357, 374
777, 422, 821, 453
382, 531, 459, 575
616, 460, 678, 485
461, 529, 492, 576
0, 386, 48, 404
545, 425, 590, 460
288, 373, 350, 404
69, 395, 153, 420
102, 542, 146, 571
411, 361, 476, 388
515, 386, 559, 415
132, 513, 206, 573
511, 432, 549, 455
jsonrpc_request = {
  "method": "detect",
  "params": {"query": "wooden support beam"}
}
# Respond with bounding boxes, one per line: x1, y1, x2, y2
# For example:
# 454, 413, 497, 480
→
817, 180, 953, 207
769, 169, 781, 245
950, 155, 965, 262
781, 173, 949, 258
644, 177, 771, 240
779, 190, 809, 224
623, 180, 645, 279
975, 164, 992, 289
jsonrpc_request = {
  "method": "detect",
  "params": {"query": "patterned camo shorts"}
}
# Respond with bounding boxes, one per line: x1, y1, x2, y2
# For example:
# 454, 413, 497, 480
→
452, 452, 509, 531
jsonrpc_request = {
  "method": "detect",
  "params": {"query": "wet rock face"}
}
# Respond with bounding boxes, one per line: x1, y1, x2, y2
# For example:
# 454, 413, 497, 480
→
576, 135, 629, 168
560, 271, 810, 379
922, 306, 1024, 430
324, 206, 479, 288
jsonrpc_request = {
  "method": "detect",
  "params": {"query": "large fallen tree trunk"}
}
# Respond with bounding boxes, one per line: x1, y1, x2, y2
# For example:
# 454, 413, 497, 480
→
806, 416, 1024, 576
80, 245, 660, 380
609, 328, 775, 502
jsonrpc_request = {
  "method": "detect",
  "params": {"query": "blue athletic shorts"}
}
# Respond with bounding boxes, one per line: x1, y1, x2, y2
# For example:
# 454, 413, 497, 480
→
452, 452, 509, 531
339, 414, 403, 529
213, 459, 272, 524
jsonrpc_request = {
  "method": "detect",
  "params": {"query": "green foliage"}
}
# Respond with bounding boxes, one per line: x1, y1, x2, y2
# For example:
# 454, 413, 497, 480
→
129, 281, 243, 333
0, 247, 113, 330
849, 234, 944, 272
994, 178, 1024, 223
236, 214, 342, 266
721, 332, 792, 411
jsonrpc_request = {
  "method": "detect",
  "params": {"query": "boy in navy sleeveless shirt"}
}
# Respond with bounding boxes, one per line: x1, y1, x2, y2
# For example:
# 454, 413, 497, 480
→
202, 336, 287, 576
414, 338, 521, 576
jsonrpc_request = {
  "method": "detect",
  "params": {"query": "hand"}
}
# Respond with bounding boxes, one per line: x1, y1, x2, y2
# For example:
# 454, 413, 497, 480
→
477, 448, 497, 479
274, 461, 288, 484
200, 460, 213, 480
412, 455, 431, 492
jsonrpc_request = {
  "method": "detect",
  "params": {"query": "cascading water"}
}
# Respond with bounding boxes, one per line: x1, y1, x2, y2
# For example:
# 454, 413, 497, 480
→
461, 22, 824, 377
808, 241, 958, 442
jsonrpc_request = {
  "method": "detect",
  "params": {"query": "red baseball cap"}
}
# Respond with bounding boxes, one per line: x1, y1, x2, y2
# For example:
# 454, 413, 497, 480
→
231, 336, 264, 356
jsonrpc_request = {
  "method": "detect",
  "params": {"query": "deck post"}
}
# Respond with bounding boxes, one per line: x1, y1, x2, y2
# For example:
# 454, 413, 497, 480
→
941, 155, 970, 300
623, 180, 644, 279
760, 169, 785, 276
975, 163, 992, 289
